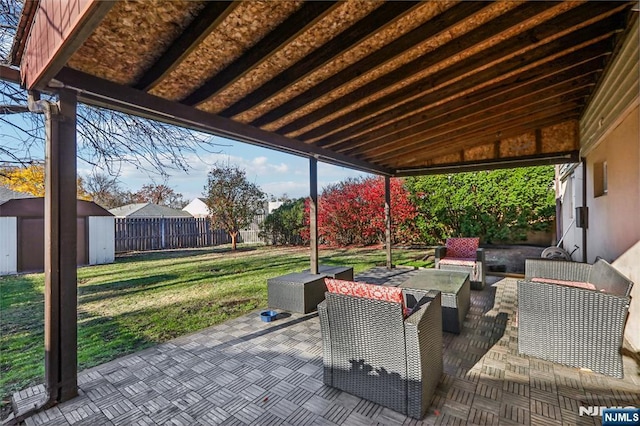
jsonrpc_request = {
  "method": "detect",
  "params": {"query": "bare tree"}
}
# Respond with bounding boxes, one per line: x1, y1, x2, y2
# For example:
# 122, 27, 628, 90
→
1, 0, 221, 178
132, 183, 187, 209
84, 172, 129, 209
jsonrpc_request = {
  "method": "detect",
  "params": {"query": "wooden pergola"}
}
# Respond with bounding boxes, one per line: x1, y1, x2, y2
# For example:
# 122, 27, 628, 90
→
0, 0, 636, 417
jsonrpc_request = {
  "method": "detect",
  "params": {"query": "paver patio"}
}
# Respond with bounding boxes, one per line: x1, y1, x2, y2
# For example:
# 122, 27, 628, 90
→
11, 268, 639, 425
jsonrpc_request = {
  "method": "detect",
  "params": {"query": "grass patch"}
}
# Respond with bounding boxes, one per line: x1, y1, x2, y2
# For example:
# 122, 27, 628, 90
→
394, 247, 436, 269
0, 245, 419, 410
396, 259, 435, 268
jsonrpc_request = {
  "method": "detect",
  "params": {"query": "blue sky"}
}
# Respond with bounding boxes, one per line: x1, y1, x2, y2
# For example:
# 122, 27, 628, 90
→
97, 135, 371, 201
0, 111, 370, 201
0, 78, 369, 201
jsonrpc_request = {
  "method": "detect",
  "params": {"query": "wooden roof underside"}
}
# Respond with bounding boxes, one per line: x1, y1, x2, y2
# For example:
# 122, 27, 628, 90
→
12, 0, 637, 175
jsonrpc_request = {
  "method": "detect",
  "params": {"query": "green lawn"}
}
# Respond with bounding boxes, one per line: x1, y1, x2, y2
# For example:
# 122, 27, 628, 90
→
0, 244, 425, 409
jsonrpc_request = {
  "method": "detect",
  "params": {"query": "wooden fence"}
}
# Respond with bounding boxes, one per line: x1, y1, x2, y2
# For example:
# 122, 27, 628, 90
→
114, 217, 264, 253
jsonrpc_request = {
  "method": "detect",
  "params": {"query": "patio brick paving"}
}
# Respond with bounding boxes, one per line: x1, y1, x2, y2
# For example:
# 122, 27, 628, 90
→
11, 268, 640, 425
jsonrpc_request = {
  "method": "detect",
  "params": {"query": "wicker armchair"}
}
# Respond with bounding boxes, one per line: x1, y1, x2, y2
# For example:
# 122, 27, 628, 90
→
435, 237, 486, 290
318, 281, 443, 419
518, 259, 633, 378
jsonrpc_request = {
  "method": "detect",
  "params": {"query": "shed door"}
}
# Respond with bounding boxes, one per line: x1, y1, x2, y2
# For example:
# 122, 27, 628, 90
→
0, 217, 17, 275
18, 218, 44, 272
18, 218, 88, 272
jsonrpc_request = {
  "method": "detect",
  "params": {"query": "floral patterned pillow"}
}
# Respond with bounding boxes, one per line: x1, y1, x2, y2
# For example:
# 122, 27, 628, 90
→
325, 278, 405, 310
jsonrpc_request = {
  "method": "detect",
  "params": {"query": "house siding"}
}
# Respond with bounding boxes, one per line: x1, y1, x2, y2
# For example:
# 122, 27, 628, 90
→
574, 17, 640, 350
585, 106, 640, 351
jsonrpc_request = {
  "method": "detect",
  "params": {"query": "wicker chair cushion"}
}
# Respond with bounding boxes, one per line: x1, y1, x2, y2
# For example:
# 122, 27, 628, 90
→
446, 238, 479, 258
438, 258, 476, 267
531, 277, 596, 291
325, 278, 407, 314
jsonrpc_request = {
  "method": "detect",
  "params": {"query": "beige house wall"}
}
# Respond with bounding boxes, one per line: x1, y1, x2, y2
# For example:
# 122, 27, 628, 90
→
572, 17, 640, 351
585, 106, 640, 263
584, 105, 640, 350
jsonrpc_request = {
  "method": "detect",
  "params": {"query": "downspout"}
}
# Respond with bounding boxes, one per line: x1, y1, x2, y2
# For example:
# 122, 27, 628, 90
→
28, 90, 58, 116
554, 165, 562, 245
581, 158, 588, 263
4, 92, 60, 425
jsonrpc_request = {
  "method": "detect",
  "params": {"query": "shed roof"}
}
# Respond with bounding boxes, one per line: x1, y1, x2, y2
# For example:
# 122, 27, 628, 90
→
0, 198, 113, 217
109, 203, 193, 218
6, 1, 638, 175
0, 186, 32, 203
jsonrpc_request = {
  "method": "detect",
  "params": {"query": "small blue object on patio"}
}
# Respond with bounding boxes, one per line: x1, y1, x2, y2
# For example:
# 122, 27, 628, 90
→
260, 310, 278, 322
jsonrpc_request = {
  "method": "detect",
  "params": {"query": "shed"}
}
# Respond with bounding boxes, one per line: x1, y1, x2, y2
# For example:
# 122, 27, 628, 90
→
0, 198, 115, 275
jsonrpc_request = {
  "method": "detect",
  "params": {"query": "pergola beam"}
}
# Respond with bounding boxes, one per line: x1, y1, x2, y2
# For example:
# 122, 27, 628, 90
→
53, 67, 392, 176
295, 5, 625, 143
387, 100, 583, 166
277, 1, 588, 138
250, 1, 491, 128
331, 53, 606, 154
182, 1, 338, 106
134, 2, 238, 92
364, 87, 591, 162
394, 151, 580, 177
218, 1, 421, 118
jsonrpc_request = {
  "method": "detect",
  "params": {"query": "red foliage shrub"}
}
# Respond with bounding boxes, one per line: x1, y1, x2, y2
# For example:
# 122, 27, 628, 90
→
303, 177, 418, 246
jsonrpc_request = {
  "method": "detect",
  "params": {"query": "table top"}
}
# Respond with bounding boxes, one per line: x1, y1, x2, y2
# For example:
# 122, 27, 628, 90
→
268, 271, 328, 283
302, 265, 353, 274
399, 269, 470, 293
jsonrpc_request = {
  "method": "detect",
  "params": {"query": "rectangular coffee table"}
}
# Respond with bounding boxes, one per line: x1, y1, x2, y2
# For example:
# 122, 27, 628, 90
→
267, 266, 353, 314
267, 272, 327, 314
399, 269, 470, 333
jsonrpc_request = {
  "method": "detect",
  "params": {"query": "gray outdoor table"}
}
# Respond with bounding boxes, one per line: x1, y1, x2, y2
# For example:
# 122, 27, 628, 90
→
267, 265, 354, 314
399, 269, 470, 334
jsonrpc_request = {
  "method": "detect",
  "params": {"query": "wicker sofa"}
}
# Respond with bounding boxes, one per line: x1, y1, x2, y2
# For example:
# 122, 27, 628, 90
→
518, 258, 633, 378
435, 237, 486, 290
318, 279, 443, 419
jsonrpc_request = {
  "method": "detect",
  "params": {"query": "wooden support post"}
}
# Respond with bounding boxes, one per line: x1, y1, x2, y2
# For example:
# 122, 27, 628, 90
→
385, 176, 392, 269
44, 89, 78, 403
309, 157, 319, 274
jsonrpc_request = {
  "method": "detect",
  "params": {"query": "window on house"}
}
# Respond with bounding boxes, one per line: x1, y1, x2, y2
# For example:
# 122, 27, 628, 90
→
594, 161, 608, 197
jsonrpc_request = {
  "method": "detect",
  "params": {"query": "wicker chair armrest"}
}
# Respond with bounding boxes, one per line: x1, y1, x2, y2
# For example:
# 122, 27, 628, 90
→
404, 292, 443, 419
317, 300, 333, 386
435, 246, 446, 261
476, 247, 485, 262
